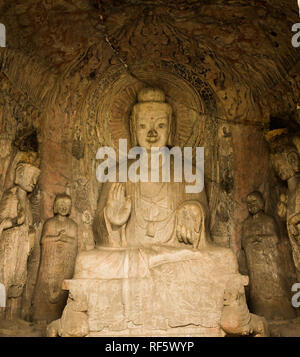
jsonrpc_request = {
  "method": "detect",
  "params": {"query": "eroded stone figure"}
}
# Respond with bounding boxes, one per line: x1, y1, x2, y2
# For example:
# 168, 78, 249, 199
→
32, 193, 78, 323
241, 191, 295, 320
48, 88, 268, 337
0, 136, 13, 199
269, 136, 300, 276
0, 162, 40, 319
220, 275, 269, 337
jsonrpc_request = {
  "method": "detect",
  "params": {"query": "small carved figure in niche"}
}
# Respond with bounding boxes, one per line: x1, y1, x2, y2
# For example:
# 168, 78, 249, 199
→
241, 191, 296, 320
32, 193, 78, 323
0, 162, 40, 319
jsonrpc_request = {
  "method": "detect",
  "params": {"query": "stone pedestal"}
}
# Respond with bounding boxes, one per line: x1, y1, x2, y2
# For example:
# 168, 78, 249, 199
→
53, 246, 250, 337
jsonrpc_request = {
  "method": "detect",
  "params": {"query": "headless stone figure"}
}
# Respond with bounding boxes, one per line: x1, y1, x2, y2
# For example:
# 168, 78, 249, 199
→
0, 162, 40, 320
241, 191, 296, 320
33, 193, 78, 323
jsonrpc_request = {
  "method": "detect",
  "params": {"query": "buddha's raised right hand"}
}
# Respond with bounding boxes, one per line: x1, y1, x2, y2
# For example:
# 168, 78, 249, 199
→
105, 183, 131, 226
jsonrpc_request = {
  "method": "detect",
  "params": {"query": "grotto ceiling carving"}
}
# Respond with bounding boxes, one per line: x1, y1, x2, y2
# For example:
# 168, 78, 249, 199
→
0, 0, 300, 131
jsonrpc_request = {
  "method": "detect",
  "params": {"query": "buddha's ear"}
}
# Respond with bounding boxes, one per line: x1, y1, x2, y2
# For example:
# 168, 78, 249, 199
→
67, 198, 72, 215
288, 151, 299, 170
167, 133, 175, 146
15, 164, 25, 182
129, 108, 137, 147
167, 112, 175, 146
53, 199, 58, 214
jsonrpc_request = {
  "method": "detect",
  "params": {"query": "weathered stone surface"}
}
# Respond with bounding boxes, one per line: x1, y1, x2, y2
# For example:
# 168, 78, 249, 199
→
241, 191, 296, 320
268, 133, 300, 278
32, 193, 78, 323
0, 162, 40, 320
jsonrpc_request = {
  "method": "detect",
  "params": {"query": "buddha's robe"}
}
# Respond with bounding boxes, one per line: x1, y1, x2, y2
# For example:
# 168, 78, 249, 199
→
93, 158, 209, 250
32, 217, 78, 323
71, 162, 245, 333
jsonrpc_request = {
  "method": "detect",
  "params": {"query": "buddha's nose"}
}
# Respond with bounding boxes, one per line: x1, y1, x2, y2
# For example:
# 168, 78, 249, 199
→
147, 129, 158, 137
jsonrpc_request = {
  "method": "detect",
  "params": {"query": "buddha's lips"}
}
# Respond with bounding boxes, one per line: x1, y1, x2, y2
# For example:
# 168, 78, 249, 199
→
146, 137, 159, 143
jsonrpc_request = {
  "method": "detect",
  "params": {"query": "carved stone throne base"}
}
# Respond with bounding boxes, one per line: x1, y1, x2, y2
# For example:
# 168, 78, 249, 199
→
49, 246, 252, 337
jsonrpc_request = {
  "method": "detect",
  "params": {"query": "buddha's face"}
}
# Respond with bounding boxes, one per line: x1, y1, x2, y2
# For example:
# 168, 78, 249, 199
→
135, 107, 169, 151
15, 165, 40, 193
247, 194, 263, 215
54, 197, 71, 216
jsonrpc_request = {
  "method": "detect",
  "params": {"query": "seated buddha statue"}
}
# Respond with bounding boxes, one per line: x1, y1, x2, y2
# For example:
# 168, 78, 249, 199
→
47, 88, 268, 337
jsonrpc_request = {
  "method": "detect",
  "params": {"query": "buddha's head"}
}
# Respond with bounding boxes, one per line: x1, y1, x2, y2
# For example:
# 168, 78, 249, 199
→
246, 191, 264, 215
53, 193, 72, 216
271, 144, 300, 181
14, 162, 40, 193
130, 87, 174, 151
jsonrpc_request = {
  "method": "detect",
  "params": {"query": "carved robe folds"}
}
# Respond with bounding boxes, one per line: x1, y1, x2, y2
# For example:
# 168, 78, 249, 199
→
94, 181, 208, 248
33, 213, 78, 323
0, 186, 35, 320
50, 177, 267, 337
242, 213, 295, 320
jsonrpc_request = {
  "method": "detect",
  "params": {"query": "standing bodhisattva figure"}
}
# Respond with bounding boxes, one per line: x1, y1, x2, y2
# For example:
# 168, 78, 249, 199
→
268, 134, 300, 277
0, 162, 40, 319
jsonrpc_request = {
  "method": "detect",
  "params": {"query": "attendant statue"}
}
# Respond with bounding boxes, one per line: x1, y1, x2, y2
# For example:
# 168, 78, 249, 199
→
241, 191, 295, 320
48, 88, 268, 337
32, 193, 78, 323
0, 162, 40, 319
268, 134, 300, 275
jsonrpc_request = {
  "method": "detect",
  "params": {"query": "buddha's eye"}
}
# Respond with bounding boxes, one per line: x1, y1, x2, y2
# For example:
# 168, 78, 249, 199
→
158, 123, 165, 129
139, 124, 146, 129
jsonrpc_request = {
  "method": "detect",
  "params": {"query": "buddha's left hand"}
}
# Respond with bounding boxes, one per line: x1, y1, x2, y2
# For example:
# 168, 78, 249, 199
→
175, 202, 202, 247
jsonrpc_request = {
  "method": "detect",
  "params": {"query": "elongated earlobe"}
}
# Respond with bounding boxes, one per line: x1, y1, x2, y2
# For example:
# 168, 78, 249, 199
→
288, 152, 299, 170
16, 167, 24, 178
